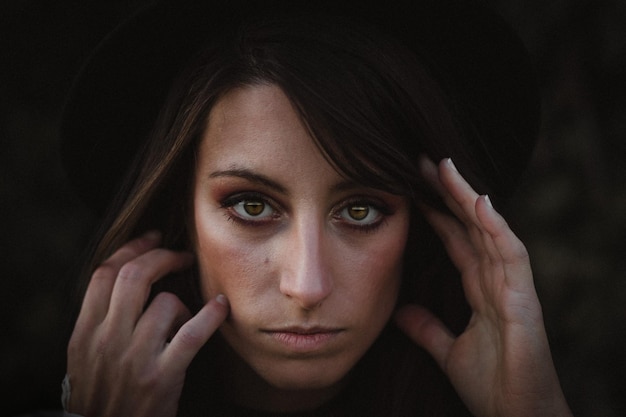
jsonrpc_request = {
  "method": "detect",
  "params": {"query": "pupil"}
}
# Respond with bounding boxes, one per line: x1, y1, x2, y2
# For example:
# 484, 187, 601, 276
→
244, 201, 264, 216
349, 206, 368, 220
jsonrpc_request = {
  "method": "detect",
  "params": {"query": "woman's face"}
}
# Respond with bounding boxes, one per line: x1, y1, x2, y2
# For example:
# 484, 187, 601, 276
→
192, 84, 409, 395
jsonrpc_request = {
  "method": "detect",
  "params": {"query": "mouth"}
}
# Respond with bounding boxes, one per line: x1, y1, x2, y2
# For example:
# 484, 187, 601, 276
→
261, 327, 344, 353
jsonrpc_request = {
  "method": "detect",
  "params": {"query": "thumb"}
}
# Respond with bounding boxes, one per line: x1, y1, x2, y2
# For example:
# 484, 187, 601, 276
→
394, 304, 455, 371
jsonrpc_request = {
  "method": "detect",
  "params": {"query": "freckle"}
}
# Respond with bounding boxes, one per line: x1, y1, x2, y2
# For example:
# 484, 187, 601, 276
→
264, 257, 269, 264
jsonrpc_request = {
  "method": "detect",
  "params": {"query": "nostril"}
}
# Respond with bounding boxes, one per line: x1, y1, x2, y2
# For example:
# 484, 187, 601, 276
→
280, 274, 333, 310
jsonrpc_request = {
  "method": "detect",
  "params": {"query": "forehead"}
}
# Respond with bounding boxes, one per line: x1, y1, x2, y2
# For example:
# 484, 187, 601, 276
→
197, 84, 340, 184
207, 84, 301, 141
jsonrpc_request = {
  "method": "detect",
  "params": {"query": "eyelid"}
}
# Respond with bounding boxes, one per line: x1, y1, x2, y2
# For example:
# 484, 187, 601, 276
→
334, 196, 392, 215
332, 196, 392, 229
220, 191, 267, 207
220, 191, 282, 224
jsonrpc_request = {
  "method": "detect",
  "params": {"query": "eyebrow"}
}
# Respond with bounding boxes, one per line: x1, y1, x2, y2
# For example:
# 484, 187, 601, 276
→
208, 168, 371, 196
208, 168, 289, 195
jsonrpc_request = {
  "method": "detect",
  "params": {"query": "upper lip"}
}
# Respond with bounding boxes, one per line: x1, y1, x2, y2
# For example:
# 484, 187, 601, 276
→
262, 326, 343, 335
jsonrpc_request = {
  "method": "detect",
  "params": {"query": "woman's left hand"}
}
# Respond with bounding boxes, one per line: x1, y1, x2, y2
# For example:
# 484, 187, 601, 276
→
395, 158, 573, 417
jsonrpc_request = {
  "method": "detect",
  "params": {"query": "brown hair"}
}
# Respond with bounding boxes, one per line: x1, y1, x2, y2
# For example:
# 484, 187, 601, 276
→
85, 13, 474, 416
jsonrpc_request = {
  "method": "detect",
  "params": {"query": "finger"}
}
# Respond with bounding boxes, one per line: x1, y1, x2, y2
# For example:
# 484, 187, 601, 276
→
420, 157, 485, 250
475, 196, 534, 293
77, 231, 163, 328
437, 158, 481, 226
436, 159, 504, 270
132, 292, 193, 355
419, 156, 466, 222
107, 249, 194, 332
432, 159, 515, 274
418, 155, 447, 196
161, 295, 230, 373
471, 197, 510, 282
394, 304, 455, 372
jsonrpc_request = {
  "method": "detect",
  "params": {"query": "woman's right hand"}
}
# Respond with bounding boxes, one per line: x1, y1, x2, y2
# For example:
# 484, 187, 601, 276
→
66, 231, 229, 417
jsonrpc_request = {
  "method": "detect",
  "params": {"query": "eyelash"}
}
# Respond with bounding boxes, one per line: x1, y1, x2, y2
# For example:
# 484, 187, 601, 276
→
219, 192, 392, 232
220, 192, 279, 227
333, 198, 391, 233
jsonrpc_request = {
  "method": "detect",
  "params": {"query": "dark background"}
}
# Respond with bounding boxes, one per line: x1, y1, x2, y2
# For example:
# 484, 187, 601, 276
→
2, 0, 625, 415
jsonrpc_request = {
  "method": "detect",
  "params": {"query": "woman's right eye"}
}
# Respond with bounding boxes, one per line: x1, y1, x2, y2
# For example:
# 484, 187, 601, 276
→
221, 193, 278, 224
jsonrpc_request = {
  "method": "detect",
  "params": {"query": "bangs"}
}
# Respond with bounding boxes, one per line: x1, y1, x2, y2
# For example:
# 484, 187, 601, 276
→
230, 14, 464, 200
174, 12, 470, 207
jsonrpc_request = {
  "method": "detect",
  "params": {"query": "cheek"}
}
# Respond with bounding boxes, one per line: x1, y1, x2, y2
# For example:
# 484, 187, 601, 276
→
193, 213, 269, 301
337, 225, 408, 317
366, 246, 403, 300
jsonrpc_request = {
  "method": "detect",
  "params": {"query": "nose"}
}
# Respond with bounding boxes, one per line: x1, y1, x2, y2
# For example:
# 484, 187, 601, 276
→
279, 219, 333, 310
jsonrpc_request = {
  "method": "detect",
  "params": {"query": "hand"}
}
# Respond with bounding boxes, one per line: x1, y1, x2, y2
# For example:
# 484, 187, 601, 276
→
66, 231, 229, 417
395, 158, 572, 417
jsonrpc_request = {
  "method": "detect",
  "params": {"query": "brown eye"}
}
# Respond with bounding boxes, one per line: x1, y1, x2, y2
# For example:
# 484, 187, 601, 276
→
243, 201, 265, 216
338, 202, 381, 227
230, 198, 275, 220
348, 205, 369, 220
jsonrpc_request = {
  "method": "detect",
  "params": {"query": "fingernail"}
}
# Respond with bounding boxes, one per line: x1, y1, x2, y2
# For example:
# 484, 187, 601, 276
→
484, 195, 493, 208
446, 158, 459, 173
215, 294, 229, 307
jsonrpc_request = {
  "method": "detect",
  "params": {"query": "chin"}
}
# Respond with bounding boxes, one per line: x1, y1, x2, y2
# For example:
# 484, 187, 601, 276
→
259, 360, 350, 391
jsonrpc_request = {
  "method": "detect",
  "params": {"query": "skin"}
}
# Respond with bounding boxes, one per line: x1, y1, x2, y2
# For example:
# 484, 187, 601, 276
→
191, 84, 409, 411
395, 157, 573, 417
66, 85, 573, 417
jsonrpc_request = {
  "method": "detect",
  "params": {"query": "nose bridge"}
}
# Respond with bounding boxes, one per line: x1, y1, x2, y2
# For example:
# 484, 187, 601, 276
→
279, 214, 332, 309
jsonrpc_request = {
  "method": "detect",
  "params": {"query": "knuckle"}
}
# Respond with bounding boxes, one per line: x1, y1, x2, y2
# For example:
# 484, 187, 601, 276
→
119, 351, 166, 390
96, 337, 110, 356
95, 333, 114, 357
117, 261, 145, 284
116, 248, 180, 285
176, 327, 203, 349
120, 345, 147, 374
67, 334, 83, 358
94, 323, 122, 357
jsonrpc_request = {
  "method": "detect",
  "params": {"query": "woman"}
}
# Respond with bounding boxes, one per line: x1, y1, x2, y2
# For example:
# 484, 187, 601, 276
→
61, 0, 573, 415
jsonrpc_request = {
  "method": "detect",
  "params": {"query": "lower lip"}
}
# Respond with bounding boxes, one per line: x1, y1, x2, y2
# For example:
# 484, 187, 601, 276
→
266, 331, 342, 352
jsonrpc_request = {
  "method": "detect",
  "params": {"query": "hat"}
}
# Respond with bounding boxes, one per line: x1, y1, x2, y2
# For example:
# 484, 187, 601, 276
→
61, 0, 540, 214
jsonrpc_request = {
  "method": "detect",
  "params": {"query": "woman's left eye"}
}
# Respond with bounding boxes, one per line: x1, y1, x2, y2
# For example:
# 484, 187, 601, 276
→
337, 202, 384, 227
